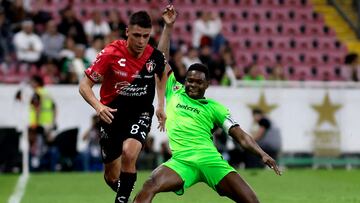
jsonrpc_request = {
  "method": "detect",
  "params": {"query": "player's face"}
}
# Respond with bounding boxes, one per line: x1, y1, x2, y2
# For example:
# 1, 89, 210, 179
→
185, 70, 209, 99
126, 25, 152, 57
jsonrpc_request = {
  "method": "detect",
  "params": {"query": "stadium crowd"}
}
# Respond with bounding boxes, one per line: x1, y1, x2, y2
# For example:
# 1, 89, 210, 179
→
1, 0, 359, 85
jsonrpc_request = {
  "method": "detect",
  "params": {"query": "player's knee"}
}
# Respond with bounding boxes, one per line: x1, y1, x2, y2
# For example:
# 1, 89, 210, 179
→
122, 148, 138, 165
142, 177, 161, 194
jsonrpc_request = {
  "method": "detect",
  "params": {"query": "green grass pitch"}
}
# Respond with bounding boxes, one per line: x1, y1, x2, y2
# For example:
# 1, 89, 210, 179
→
1, 169, 360, 203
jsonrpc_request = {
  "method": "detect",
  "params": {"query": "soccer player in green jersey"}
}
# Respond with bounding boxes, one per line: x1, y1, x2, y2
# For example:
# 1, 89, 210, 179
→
134, 6, 281, 203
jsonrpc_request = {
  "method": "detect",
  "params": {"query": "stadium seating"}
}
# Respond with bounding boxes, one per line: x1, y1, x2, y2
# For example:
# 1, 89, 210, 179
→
8, 0, 347, 82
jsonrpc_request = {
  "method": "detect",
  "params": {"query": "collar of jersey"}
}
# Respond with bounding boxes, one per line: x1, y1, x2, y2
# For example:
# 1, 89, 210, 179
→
181, 91, 208, 104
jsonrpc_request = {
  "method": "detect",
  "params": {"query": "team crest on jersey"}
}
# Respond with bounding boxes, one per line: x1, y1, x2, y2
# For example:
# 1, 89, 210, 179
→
173, 85, 181, 91
90, 71, 102, 82
146, 60, 156, 73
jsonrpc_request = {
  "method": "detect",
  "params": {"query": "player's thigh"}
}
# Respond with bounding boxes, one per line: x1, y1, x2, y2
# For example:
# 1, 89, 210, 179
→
123, 111, 153, 146
144, 165, 184, 193
216, 172, 259, 203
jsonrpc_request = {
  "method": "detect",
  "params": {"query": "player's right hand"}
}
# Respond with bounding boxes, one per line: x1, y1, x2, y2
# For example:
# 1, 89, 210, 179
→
162, 5, 177, 26
262, 154, 282, 176
96, 104, 117, 124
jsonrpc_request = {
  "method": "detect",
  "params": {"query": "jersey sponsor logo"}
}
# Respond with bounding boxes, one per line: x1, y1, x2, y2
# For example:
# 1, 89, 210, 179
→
131, 74, 142, 78
118, 58, 126, 67
176, 103, 200, 114
115, 82, 148, 96
146, 60, 156, 73
115, 70, 128, 77
144, 75, 154, 78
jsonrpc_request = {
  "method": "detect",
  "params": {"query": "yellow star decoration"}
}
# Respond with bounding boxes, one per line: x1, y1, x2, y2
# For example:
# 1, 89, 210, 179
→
312, 93, 342, 127
247, 92, 277, 114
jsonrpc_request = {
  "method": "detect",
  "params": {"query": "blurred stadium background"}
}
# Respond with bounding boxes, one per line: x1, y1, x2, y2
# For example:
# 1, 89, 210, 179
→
1, 0, 360, 202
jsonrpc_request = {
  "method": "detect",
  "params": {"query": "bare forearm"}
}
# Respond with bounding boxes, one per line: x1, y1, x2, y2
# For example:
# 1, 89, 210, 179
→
230, 127, 267, 157
157, 24, 173, 60
79, 78, 102, 112
156, 74, 166, 108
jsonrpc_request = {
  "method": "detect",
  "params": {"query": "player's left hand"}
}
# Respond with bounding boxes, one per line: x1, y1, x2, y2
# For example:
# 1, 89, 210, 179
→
162, 5, 177, 26
262, 155, 282, 176
156, 108, 167, 132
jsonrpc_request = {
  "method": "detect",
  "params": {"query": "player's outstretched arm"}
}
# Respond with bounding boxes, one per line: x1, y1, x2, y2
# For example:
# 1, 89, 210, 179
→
79, 76, 117, 124
229, 126, 282, 175
158, 5, 177, 61
155, 5, 178, 131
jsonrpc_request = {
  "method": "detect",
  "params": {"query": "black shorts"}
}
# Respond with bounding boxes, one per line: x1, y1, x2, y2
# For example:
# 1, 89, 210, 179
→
99, 108, 154, 163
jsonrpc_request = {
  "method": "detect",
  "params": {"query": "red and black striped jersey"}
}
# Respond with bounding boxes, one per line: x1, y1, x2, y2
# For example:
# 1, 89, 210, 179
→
85, 40, 166, 110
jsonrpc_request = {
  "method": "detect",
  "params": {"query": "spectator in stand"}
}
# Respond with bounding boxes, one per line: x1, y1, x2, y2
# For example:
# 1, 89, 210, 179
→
13, 20, 44, 67
245, 109, 281, 168
41, 60, 60, 85
0, 7, 13, 65
344, 53, 360, 82
160, 140, 171, 163
242, 63, 265, 81
28, 75, 57, 171
267, 63, 287, 81
62, 44, 91, 84
82, 114, 102, 171
59, 37, 76, 62
137, 136, 158, 170
198, 44, 221, 85
85, 36, 105, 63
182, 46, 201, 69
84, 9, 111, 43
5, 0, 29, 32
217, 46, 238, 86
28, 0, 52, 33
41, 20, 65, 63
57, 6, 87, 45
108, 9, 126, 39
192, 11, 225, 53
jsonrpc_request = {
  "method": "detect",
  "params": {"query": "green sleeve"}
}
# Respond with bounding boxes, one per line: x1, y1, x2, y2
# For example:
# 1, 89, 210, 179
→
212, 101, 239, 133
165, 72, 182, 99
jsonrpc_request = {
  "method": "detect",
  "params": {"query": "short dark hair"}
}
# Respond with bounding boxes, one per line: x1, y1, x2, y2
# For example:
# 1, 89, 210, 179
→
31, 75, 44, 86
129, 11, 152, 28
187, 63, 210, 81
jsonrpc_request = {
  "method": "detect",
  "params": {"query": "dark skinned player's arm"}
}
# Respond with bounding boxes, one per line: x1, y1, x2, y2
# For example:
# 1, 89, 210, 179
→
229, 126, 282, 175
229, 126, 267, 157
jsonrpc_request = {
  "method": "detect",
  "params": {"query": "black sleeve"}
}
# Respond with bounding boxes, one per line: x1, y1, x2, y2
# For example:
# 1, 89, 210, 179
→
259, 118, 271, 130
153, 49, 166, 79
169, 61, 186, 84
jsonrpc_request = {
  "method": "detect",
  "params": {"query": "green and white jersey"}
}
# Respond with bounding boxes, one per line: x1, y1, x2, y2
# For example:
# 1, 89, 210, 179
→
165, 73, 238, 161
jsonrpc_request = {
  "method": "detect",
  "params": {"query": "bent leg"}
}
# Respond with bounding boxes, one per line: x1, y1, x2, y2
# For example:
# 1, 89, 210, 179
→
216, 172, 260, 203
115, 138, 142, 202
121, 138, 142, 172
134, 165, 184, 203
104, 157, 121, 192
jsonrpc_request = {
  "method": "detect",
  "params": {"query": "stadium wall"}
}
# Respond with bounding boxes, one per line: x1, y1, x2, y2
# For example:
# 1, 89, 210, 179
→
0, 84, 359, 154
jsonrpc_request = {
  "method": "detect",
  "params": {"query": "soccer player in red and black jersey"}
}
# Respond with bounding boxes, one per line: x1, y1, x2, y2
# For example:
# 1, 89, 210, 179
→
79, 6, 176, 203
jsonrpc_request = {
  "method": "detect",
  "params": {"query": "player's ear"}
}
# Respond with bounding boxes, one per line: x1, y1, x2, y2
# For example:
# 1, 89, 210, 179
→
204, 80, 209, 89
125, 27, 129, 37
